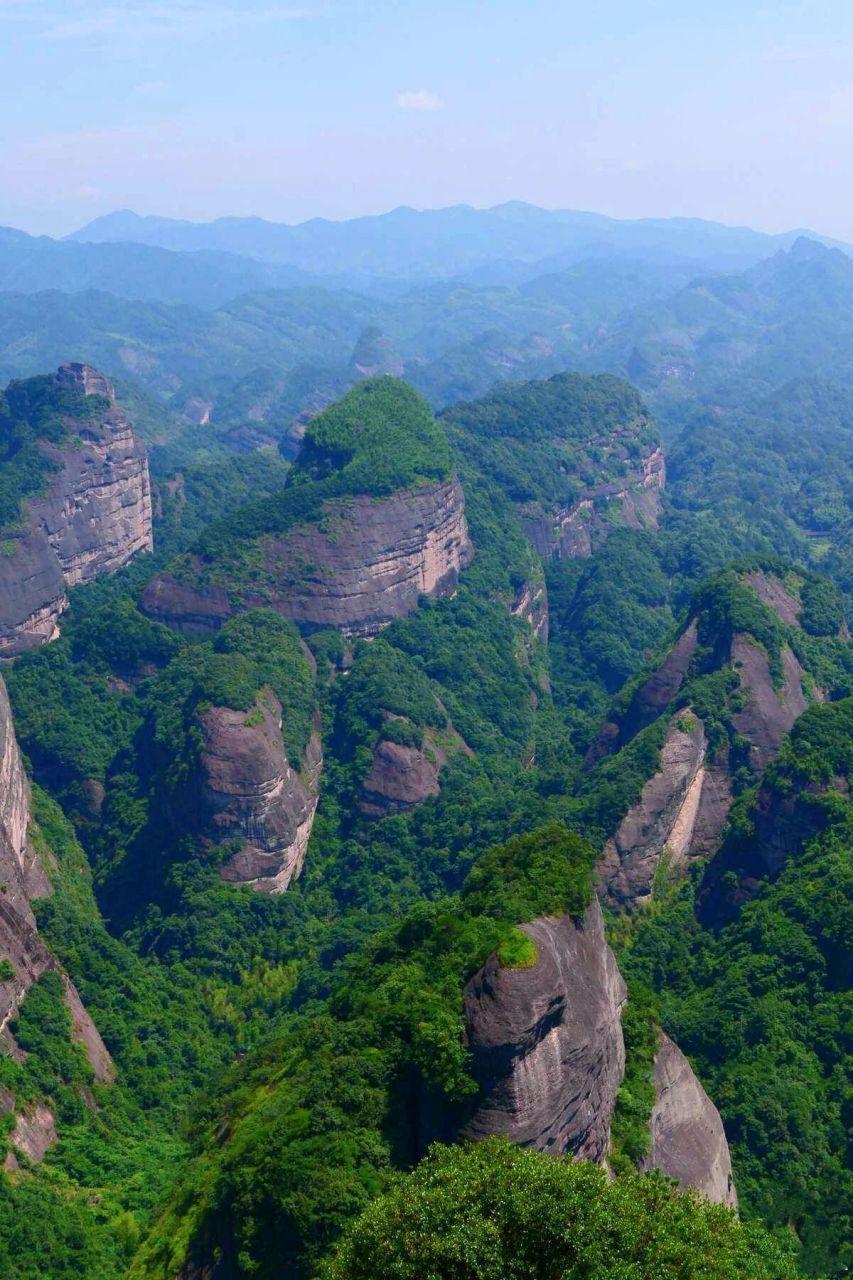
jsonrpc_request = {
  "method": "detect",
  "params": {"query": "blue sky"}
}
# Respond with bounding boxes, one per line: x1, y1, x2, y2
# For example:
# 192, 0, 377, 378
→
2, 0, 853, 237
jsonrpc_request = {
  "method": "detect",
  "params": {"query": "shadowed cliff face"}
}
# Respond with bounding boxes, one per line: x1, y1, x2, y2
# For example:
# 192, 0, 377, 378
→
642, 1032, 737, 1208
0, 677, 112, 1099
143, 476, 472, 638
197, 694, 323, 893
0, 363, 153, 657
461, 902, 626, 1160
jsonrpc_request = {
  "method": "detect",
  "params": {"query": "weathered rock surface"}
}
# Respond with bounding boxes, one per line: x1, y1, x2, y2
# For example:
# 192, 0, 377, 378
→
521, 444, 664, 561
3, 1102, 58, 1169
731, 638, 808, 773
360, 739, 440, 817
0, 676, 112, 1080
0, 363, 153, 657
144, 476, 472, 638
0, 679, 50, 923
512, 578, 549, 643
586, 620, 699, 764
197, 693, 322, 893
598, 713, 707, 909
743, 571, 801, 627
461, 902, 626, 1160
641, 1032, 737, 1207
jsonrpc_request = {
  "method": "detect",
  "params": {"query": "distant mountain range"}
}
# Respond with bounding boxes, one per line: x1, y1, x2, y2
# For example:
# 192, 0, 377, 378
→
68, 201, 853, 282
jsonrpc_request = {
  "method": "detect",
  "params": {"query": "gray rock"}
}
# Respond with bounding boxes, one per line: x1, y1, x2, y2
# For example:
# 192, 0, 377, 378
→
461, 902, 626, 1161
642, 1032, 737, 1208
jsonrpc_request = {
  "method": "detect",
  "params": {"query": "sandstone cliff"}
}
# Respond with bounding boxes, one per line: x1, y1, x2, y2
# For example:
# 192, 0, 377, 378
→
0, 677, 112, 1093
144, 475, 472, 638
461, 902, 626, 1160
456, 899, 736, 1202
197, 694, 323, 893
521, 443, 664, 560
598, 712, 707, 909
0, 363, 153, 657
641, 1031, 737, 1207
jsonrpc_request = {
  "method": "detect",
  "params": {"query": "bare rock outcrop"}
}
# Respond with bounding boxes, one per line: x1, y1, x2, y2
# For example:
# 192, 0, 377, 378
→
144, 476, 472, 638
598, 713, 707, 909
730, 638, 808, 773
521, 444, 664, 561
460, 902, 626, 1160
3, 1102, 58, 1169
0, 364, 153, 657
197, 694, 322, 893
641, 1032, 737, 1207
360, 740, 440, 817
0, 676, 112, 1080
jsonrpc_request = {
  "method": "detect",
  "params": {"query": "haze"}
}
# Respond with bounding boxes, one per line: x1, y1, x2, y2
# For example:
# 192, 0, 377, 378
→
3, 0, 853, 238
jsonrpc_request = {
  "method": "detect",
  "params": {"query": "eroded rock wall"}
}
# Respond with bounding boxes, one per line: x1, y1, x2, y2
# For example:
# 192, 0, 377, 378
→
0, 364, 153, 657
198, 694, 323, 893
642, 1032, 737, 1207
598, 713, 707, 909
461, 902, 626, 1160
144, 476, 473, 638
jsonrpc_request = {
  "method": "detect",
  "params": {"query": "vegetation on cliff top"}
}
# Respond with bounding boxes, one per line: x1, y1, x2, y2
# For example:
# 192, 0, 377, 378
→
0, 372, 109, 529
193, 377, 452, 564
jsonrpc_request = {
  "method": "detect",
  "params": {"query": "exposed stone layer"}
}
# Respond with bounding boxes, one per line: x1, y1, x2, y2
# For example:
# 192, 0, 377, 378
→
198, 694, 323, 893
360, 739, 440, 817
3, 1102, 58, 1169
598, 713, 707, 909
521, 444, 664, 561
642, 1032, 737, 1207
143, 476, 472, 638
461, 902, 626, 1160
0, 676, 112, 1081
0, 364, 153, 657
731, 638, 807, 773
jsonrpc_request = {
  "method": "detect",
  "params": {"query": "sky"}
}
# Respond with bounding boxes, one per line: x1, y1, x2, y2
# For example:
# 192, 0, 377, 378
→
2, 0, 853, 238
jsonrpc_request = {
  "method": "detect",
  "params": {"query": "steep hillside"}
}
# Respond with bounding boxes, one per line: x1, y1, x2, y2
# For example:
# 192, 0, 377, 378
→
142, 378, 472, 637
591, 562, 849, 912
0, 364, 152, 656
445, 372, 664, 558
622, 696, 853, 1273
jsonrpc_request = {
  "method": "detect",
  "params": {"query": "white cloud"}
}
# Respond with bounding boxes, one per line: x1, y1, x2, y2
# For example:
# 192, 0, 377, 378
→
397, 89, 443, 112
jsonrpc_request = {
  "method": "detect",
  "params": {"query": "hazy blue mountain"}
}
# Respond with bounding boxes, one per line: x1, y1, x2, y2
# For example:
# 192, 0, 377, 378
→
0, 226, 339, 307
588, 237, 853, 429
70, 201, 850, 280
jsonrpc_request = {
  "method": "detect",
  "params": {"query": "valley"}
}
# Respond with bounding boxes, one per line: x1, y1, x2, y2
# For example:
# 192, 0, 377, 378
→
0, 204, 848, 1280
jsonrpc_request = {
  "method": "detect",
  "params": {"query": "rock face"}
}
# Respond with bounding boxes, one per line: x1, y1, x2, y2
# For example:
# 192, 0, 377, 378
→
0, 364, 153, 657
3, 1102, 58, 1169
641, 1032, 737, 1208
461, 903, 626, 1160
144, 476, 472, 638
730, 638, 808, 773
360, 740, 440, 817
521, 445, 664, 561
599, 713, 707, 909
0, 676, 112, 1080
196, 693, 322, 893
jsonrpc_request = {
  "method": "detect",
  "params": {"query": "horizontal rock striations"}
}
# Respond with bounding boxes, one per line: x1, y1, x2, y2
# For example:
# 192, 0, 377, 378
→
197, 694, 323, 893
461, 902, 626, 1160
144, 476, 472, 638
0, 363, 153, 657
641, 1032, 737, 1207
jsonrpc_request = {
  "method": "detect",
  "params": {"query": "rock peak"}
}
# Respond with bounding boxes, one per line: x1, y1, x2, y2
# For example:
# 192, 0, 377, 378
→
56, 362, 115, 401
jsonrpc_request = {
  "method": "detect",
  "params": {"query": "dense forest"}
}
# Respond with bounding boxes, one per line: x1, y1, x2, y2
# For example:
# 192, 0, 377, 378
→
0, 217, 850, 1280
